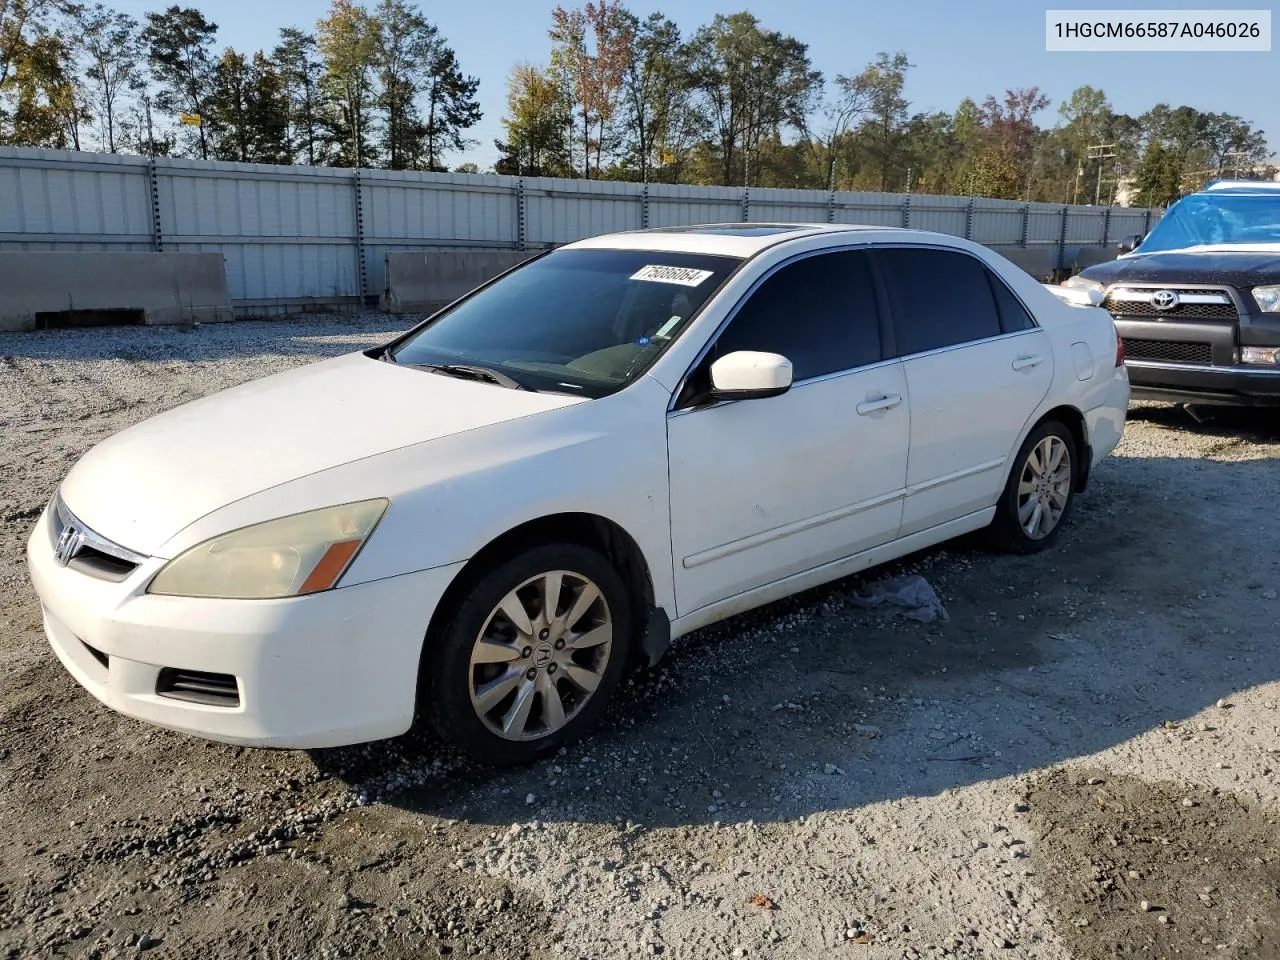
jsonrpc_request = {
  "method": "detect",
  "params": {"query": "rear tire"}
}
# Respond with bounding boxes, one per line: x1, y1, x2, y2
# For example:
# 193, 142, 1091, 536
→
422, 543, 633, 766
988, 420, 1077, 555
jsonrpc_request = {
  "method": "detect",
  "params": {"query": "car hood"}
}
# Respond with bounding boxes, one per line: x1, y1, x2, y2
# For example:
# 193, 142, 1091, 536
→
1081, 248, 1280, 288
59, 352, 584, 555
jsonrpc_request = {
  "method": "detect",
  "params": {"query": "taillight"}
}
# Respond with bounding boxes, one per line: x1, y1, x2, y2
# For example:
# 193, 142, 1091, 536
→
1115, 329, 1125, 366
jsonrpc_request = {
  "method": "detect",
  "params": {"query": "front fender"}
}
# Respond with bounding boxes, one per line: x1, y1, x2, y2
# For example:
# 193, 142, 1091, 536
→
160, 377, 679, 617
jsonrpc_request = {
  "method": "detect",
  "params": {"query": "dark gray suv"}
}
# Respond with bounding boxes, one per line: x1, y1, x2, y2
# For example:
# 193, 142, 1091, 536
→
1063, 180, 1280, 406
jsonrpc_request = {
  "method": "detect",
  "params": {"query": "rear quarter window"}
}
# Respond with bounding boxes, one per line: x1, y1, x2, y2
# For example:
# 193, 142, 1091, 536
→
986, 270, 1037, 333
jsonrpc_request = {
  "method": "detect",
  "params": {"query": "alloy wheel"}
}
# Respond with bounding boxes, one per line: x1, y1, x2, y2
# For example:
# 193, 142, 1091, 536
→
468, 570, 613, 741
1016, 435, 1072, 540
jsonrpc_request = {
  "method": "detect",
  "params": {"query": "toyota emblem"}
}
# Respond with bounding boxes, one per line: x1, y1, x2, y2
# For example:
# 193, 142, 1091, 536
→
1151, 289, 1179, 311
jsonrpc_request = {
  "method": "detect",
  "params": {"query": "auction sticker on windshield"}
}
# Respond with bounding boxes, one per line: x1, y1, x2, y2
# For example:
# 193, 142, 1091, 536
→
630, 265, 715, 286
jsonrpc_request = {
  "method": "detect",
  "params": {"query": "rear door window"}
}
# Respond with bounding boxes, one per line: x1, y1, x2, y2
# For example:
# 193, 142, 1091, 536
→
876, 248, 1004, 356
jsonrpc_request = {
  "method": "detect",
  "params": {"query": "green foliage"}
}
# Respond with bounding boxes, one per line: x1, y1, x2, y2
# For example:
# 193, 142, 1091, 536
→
0, 0, 1272, 203
369, 0, 479, 171
1, 31, 84, 148
273, 27, 325, 165
141, 5, 218, 158
495, 61, 571, 176
685, 11, 820, 186
418, 43, 480, 171
315, 0, 375, 167
548, 0, 633, 178
74, 3, 142, 153
850, 51, 910, 191
206, 48, 289, 163
1133, 141, 1184, 207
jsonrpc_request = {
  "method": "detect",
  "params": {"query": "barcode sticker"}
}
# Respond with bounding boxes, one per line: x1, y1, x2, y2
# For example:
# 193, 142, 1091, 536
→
630, 264, 714, 287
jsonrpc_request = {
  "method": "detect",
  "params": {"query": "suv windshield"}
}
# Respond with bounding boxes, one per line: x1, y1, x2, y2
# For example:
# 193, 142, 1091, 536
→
1138, 192, 1280, 254
388, 248, 741, 397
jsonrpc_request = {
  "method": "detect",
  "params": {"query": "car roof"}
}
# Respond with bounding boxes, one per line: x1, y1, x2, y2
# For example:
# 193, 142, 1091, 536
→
563, 222, 916, 257
1198, 179, 1280, 195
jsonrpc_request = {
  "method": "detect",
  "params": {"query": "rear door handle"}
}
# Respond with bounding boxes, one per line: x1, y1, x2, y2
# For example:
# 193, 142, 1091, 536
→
856, 393, 903, 416
1012, 354, 1044, 372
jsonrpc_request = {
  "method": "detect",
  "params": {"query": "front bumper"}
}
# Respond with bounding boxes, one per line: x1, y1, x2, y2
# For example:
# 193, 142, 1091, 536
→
26, 509, 465, 749
1126, 360, 1280, 406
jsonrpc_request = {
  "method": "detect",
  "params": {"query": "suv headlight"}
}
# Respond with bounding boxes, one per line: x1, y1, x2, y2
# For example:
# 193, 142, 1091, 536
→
1252, 285, 1280, 313
1241, 346, 1280, 365
1062, 275, 1105, 294
148, 499, 389, 599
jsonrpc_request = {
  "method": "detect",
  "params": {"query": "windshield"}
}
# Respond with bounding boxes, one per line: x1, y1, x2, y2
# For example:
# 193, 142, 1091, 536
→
389, 248, 741, 397
1137, 193, 1280, 254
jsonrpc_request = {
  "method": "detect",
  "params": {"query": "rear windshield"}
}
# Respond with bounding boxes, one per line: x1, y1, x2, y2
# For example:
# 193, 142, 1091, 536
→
390, 248, 741, 397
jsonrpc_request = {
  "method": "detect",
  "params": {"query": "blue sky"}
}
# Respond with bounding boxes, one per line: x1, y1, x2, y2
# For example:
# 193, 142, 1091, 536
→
109, 0, 1278, 169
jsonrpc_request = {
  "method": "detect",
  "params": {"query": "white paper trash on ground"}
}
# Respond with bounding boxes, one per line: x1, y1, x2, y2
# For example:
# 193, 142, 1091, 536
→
848, 574, 949, 623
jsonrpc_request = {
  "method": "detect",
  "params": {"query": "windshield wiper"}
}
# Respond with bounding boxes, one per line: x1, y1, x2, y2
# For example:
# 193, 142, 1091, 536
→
407, 362, 530, 391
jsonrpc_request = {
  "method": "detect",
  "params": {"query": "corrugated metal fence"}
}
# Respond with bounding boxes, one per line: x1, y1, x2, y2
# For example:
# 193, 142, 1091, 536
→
0, 146, 1162, 315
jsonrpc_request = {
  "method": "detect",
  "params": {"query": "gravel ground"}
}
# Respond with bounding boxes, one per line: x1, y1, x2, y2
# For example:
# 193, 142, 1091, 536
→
2, 316, 1278, 960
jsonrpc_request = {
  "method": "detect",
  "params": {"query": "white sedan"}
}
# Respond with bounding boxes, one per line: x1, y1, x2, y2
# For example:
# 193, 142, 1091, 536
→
27, 224, 1129, 765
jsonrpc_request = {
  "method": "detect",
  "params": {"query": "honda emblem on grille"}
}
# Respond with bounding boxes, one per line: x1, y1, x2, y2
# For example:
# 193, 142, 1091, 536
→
55, 523, 82, 565
1151, 289, 1179, 311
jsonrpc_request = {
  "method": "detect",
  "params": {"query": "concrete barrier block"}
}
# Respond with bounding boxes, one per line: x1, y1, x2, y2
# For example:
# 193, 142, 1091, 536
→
989, 246, 1057, 280
380, 251, 538, 314
0, 252, 232, 332
1068, 246, 1122, 271
985, 245, 1121, 281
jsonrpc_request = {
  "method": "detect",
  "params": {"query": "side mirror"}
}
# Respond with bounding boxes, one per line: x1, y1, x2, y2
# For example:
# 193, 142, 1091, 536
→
1118, 233, 1143, 253
709, 350, 793, 400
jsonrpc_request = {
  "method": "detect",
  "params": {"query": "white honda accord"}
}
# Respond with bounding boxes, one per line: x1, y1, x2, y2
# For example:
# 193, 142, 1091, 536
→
27, 223, 1128, 764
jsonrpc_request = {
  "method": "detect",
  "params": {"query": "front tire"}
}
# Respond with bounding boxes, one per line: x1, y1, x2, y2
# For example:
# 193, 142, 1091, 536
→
988, 420, 1077, 554
422, 543, 633, 766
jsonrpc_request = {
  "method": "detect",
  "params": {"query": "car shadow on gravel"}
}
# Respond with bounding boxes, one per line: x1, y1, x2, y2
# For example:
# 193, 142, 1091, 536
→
311, 449, 1280, 841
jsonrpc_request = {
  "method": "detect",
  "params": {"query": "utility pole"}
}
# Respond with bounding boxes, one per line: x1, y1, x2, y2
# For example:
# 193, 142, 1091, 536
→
1108, 164, 1123, 206
143, 92, 156, 157
1087, 143, 1116, 205
1222, 150, 1247, 178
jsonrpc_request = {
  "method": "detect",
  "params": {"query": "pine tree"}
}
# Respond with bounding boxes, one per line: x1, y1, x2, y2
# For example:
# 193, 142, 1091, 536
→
273, 27, 325, 165
141, 5, 218, 159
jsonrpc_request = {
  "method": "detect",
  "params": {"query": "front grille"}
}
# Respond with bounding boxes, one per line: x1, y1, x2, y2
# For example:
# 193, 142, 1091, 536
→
47, 493, 145, 581
156, 668, 241, 708
71, 545, 139, 580
1121, 338, 1213, 364
1103, 288, 1239, 322
1106, 299, 1238, 320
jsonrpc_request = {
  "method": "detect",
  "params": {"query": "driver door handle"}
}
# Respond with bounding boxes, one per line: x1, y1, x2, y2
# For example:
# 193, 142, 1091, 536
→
1012, 354, 1044, 372
856, 393, 903, 416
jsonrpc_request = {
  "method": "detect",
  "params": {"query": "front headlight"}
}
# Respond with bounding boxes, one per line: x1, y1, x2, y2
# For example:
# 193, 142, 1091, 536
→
1252, 285, 1280, 313
148, 499, 389, 599
1241, 346, 1280, 365
1062, 275, 1105, 294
